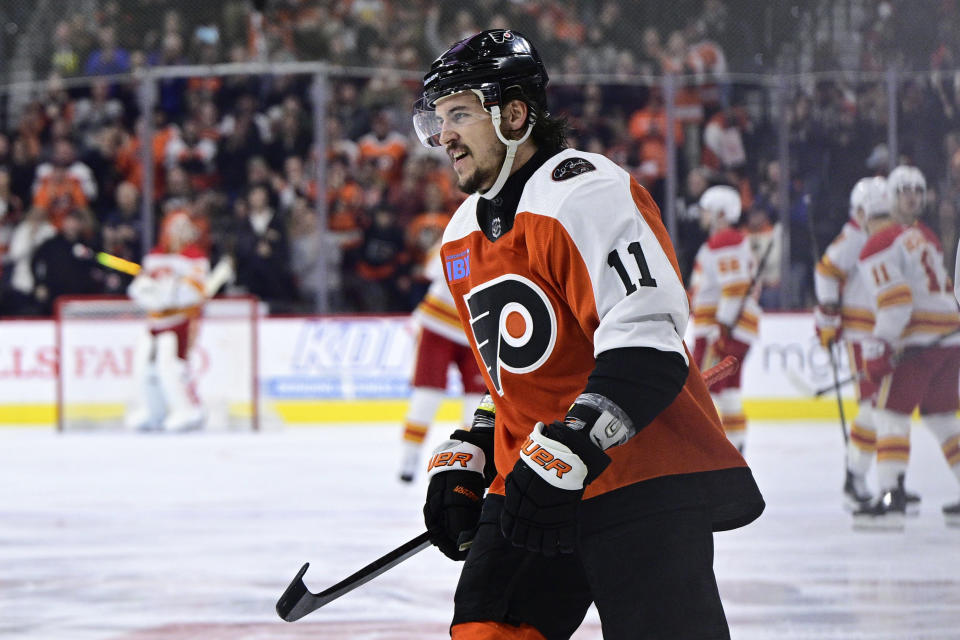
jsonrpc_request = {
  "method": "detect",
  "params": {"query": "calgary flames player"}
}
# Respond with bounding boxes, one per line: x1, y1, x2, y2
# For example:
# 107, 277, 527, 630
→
399, 240, 487, 482
689, 185, 761, 453
853, 175, 960, 529
124, 212, 209, 432
887, 164, 927, 229
412, 29, 763, 639
813, 177, 882, 511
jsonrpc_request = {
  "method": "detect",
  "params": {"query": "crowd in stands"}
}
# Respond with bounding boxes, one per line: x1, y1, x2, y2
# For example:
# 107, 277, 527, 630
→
0, 0, 959, 316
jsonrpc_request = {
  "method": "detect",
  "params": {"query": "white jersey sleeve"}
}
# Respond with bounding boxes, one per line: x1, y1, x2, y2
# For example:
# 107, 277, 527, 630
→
688, 230, 760, 343
542, 154, 690, 362
815, 221, 862, 306
412, 245, 469, 345
860, 225, 960, 348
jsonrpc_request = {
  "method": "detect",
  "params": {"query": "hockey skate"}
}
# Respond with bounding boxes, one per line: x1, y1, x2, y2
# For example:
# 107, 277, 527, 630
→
942, 500, 960, 528
398, 443, 420, 483
124, 406, 163, 432
852, 480, 907, 531
842, 470, 872, 511
898, 475, 921, 516
162, 407, 204, 432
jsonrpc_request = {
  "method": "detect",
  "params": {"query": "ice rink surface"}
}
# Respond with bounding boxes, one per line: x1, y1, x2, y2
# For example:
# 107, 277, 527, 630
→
3, 419, 960, 640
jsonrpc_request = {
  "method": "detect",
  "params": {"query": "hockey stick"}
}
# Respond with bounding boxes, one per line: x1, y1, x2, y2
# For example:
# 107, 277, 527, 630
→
276, 530, 432, 622
703, 236, 774, 372
803, 192, 848, 443
275, 356, 739, 623
96, 251, 142, 276
811, 325, 960, 397
97, 251, 235, 298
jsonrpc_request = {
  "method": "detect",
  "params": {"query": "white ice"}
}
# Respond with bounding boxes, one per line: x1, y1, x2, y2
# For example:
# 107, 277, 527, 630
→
2, 420, 959, 639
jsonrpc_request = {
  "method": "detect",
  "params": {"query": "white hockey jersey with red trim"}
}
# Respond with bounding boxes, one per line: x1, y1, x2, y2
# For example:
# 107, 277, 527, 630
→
412, 244, 468, 345
689, 228, 761, 343
814, 219, 875, 340
858, 222, 960, 348
128, 245, 210, 330
440, 148, 748, 501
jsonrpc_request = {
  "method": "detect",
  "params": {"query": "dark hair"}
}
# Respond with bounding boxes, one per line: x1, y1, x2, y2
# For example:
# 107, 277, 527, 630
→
502, 86, 568, 155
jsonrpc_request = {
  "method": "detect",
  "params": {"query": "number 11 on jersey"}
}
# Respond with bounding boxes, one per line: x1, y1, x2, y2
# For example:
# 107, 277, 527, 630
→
608, 241, 658, 295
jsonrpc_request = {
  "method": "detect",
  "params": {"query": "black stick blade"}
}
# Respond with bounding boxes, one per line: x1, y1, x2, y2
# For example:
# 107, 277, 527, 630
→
275, 562, 314, 622
276, 531, 433, 622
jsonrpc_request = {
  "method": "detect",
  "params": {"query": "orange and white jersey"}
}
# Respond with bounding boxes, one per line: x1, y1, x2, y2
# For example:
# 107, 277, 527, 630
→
413, 245, 468, 345
689, 229, 761, 343
815, 220, 875, 340
128, 245, 209, 330
440, 149, 747, 501
858, 222, 960, 348
357, 131, 407, 185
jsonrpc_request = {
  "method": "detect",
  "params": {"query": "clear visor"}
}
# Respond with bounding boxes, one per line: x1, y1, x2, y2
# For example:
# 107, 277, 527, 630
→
412, 94, 444, 148
412, 88, 491, 148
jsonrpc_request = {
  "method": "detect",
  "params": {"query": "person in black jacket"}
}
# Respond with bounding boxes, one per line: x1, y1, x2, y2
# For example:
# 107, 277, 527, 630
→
31, 209, 102, 315
233, 184, 297, 312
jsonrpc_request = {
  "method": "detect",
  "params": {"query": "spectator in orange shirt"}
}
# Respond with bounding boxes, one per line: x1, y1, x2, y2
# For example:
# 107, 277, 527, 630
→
32, 160, 89, 229
357, 108, 408, 189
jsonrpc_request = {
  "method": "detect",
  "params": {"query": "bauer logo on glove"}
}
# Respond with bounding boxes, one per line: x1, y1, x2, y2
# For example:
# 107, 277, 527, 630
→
427, 450, 474, 472
519, 433, 574, 480
518, 422, 593, 490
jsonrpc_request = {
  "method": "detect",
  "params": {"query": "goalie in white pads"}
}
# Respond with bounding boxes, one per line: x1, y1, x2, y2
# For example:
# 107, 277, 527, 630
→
813, 177, 882, 510
853, 172, 960, 529
689, 185, 761, 453
125, 213, 209, 432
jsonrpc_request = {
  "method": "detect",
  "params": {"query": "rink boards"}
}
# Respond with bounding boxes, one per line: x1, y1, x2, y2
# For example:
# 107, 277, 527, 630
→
0, 312, 862, 426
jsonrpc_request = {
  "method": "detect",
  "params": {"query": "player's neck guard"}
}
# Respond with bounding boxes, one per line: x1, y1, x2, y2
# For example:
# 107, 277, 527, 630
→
481, 105, 533, 201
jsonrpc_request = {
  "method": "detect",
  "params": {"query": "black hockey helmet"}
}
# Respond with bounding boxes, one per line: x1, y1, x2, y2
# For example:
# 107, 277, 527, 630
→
413, 29, 549, 147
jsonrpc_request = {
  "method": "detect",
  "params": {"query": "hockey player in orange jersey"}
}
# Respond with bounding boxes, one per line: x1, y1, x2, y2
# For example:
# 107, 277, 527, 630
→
125, 212, 209, 432
399, 241, 487, 482
412, 29, 764, 639
689, 185, 760, 453
852, 174, 960, 529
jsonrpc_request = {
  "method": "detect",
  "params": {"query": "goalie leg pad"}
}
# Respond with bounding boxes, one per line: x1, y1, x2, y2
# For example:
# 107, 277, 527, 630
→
155, 331, 204, 432
125, 333, 165, 430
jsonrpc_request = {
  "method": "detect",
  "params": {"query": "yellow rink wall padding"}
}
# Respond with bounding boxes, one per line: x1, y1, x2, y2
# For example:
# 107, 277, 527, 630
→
3, 399, 935, 427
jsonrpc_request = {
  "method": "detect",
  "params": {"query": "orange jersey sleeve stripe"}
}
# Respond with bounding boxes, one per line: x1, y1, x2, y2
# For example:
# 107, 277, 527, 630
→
419, 296, 462, 326
816, 257, 846, 280
876, 285, 912, 308
721, 282, 750, 297
842, 308, 875, 322
736, 311, 759, 333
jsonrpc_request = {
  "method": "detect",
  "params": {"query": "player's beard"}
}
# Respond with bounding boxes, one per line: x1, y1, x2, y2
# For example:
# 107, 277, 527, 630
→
456, 144, 506, 195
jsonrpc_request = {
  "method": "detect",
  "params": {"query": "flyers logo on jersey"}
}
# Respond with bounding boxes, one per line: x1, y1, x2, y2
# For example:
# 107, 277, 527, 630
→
552, 157, 596, 181
464, 275, 556, 395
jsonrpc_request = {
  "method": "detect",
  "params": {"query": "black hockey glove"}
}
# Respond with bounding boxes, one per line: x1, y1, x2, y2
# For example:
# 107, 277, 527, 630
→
501, 406, 615, 557
423, 399, 496, 561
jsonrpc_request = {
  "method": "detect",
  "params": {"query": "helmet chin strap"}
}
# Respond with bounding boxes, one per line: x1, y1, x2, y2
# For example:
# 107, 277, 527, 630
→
479, 105, 533, 200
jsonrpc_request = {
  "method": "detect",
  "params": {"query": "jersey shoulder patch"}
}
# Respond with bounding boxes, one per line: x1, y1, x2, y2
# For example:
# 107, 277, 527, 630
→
551, 157, 596, 181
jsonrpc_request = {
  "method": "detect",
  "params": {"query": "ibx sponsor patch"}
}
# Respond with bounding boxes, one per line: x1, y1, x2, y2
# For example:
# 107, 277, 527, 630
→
445, 250, 470, 283
551, 157, 596, 181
